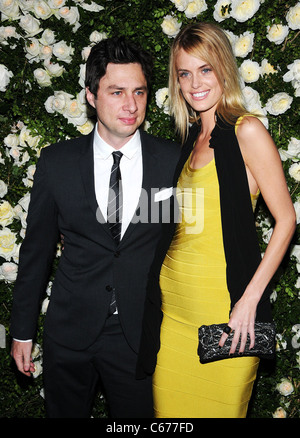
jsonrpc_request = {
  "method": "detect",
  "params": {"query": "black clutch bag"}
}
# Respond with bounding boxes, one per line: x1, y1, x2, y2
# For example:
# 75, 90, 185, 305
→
198, 322, 276, 364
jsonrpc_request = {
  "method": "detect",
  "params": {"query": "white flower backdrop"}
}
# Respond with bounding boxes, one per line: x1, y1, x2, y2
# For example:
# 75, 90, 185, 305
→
0, 0, 299, 418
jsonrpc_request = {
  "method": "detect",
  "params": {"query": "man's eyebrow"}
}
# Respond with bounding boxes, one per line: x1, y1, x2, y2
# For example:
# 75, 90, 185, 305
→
107, 85, 148, 91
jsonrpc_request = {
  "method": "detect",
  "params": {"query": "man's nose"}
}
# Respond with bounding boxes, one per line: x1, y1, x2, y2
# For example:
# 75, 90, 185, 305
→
123, 94, 138, 112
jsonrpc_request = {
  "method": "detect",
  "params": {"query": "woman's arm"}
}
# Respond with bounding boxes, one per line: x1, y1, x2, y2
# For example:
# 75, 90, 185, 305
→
219, 116, 296, 354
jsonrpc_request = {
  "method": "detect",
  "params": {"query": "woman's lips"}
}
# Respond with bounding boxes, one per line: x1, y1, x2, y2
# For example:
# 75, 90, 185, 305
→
190, 90, 210, 100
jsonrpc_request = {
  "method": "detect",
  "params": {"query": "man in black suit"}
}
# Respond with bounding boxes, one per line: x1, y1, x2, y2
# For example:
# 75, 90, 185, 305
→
10, 37, 179, 418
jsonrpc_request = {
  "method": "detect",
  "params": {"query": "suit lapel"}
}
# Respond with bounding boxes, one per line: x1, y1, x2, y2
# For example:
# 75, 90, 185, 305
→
79, 129, 112, 239
120, 130, 158, 245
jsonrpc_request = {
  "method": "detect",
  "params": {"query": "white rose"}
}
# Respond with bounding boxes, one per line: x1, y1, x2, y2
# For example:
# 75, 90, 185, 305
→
276, 378, 294, 396
4, 133, 18, 148
233, 31, 254, 58
291, 244, 300, 263
77, 120, 95, 135
32, 360, 43, 378
0, 0, 20, 20
19, 13, 42, 36
78, 1, 104, 12
161, 15, 182, 38
8, 145, 30, 167
89, 31, 107, 44
155, 87, 170, 115
39, 45, 53, 60
31, 343, 42, 360
45, 90, 73, 114
0, 261, 18, 282
33, 0, 53, 20
185, 0, 207, 19
0, 200, 15, 227
286, 2, 300, 30
18, 192, 31, 212
64, 99, 88, 126
294, 199, 300, 224
265, 92, 293, 115
41, 297, 50, 314
58, 6, 80, 31
19, 127, 40, 148
0, 227, 19, 261
272, 407, 287, 418
22, 164, 36, 187
17, 0, 34, 12
213, 0, 231, 22
81, 46, 91, 61
291, 324, 300, 348
289, 162, 300, 181
0, 180, 7, 198
279, 137, 300, 162
0, 25, 20, 44
48, 0, 66, 8
171, 0, 189, 12
261, 59, 277, 76
283, 60, 300, 83
53, 40, 74, 63
25, 38, 41, 62
0, 64, 13, 92
297, 351, 300, 369
34, 68, 52, 87
224, 29, 238, 45
230, 0, 260, 23
39, 29, 56, 46
239, 59, 261, 83
242, 86, 261, 109
14, 192, 30, 228
78, 63, 86, 88
44, 59, 65, 77
266, 24, 289, 45
275, 333, 287, 351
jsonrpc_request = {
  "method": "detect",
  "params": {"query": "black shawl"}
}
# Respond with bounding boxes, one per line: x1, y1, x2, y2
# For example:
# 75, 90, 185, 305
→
136, 117, 272, 378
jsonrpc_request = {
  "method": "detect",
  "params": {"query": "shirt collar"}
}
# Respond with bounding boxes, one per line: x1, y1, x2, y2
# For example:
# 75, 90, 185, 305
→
93, 125, 141, 160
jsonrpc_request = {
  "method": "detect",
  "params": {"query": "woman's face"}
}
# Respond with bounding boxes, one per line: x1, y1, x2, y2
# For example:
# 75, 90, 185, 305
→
175, 48, 223, 117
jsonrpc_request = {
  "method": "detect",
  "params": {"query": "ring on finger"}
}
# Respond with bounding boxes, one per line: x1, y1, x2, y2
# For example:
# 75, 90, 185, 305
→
223, 325, 232, 335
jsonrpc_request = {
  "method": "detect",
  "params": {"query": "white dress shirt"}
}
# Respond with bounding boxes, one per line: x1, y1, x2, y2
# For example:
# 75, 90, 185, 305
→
93, 127, 143, 238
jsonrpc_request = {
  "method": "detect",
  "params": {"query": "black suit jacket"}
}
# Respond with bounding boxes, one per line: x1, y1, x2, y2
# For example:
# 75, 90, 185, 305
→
10, 129, 180, 353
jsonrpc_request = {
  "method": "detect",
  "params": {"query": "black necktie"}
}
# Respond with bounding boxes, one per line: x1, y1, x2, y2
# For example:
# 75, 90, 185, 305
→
107, 151, 123, 315
107, 151, 123, 243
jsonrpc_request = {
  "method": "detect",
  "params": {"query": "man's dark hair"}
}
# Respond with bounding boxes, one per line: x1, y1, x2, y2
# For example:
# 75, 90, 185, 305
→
85, 36, 153, 97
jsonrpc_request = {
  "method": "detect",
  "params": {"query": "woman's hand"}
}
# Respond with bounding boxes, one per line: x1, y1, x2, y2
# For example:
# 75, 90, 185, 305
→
218, 292, 258, 355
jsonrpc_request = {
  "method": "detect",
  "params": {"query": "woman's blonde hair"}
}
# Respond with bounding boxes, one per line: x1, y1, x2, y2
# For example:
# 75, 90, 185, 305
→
168, 22, 249, 141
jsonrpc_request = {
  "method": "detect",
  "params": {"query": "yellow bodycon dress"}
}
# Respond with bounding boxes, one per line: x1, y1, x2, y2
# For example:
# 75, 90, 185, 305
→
153, 143, 260, 417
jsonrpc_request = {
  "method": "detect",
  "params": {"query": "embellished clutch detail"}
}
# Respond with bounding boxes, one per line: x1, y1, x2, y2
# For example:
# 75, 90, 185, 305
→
198, 322, 276, 364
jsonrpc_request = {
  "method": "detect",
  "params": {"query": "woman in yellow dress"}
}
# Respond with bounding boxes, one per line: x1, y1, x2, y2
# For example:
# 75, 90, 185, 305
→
137, 22, 296, 418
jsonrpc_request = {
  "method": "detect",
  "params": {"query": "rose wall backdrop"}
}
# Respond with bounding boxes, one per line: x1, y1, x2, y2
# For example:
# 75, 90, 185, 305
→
0, 0, 299, 418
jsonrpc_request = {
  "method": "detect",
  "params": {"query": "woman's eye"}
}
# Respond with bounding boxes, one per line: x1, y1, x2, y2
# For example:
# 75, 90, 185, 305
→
178, 71, 189, 78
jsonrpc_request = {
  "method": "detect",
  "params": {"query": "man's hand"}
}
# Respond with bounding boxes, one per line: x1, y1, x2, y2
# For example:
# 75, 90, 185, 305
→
11, 340, 35, 377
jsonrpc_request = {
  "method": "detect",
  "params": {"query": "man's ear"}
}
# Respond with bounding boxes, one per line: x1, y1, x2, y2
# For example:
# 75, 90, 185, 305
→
85, 87, 96, 109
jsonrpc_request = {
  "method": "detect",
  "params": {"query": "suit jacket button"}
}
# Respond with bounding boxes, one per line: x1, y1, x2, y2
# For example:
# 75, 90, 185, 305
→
106, 285, 113, 291
114, 251, 120, 257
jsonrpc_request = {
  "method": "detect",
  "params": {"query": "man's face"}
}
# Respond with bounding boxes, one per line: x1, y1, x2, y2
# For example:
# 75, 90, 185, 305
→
86, 62, 148, 149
